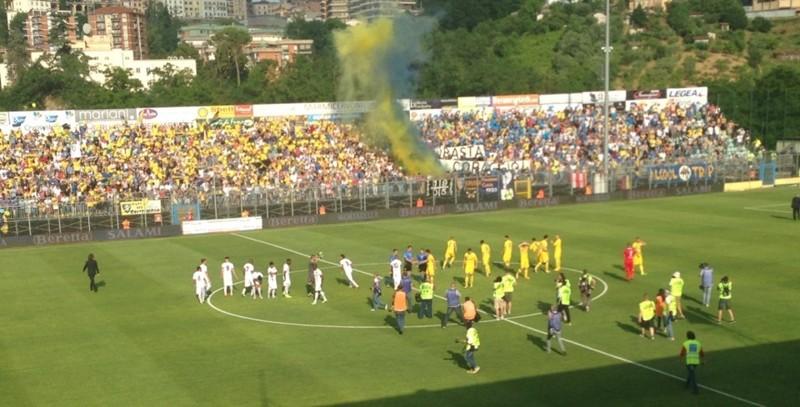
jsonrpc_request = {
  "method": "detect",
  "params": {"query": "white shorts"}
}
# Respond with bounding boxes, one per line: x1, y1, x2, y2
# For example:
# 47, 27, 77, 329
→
223, 275, 234, 287
344, 270, 355, 281
244, 279, 253, 288
268, 279, 278, 290
195, 285, 206, 296
393, 277, 401, 289
315, 283, 323, 292
283, 279, 291, 287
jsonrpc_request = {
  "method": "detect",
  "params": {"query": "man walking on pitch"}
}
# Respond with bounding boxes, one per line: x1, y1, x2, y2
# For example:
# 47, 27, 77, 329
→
418, 276, 434, 319
242, 259, 255, 297
392, 287, 408, 334
480, 240, 492, 277
717, 276, 736, 324
792, 194, 800, 220
546, 305, 566, 354
552, 235, 562, 272
372, 274, 387, 311
82, 253, 100, 292
502, 235, 513, 270
502, 270, 517, 315
639, 293, 656, 340
557, 279, 572, 325
192, 266, 211, 304
339, 254, 359, 288
459, 321, 481, 374
221, 257, 236, 297
578, 270, 596, 312
282, 259, 292, 298
669, 272, 686, 319
463, 248, 478, 288
623, 243, 635, 281
699, 263, 714, 307
680, 331, 704, 394
442, 282, 463, 327
311, 266, 328, 305
492, 277, 506, 320
307, 254, 319, 297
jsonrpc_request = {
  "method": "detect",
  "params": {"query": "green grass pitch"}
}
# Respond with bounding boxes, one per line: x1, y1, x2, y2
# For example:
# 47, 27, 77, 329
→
2, 188, 798, 406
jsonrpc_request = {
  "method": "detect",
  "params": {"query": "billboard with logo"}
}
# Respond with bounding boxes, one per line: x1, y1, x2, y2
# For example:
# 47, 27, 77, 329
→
196, 105, 253, 120
581, 90, 626, 104
76, 109, 137, 123
666, 87, 708, 104
137, 107, 197, 124
9, 110, 76, 131
647, 163, 715, 185
492, 94, 539, 109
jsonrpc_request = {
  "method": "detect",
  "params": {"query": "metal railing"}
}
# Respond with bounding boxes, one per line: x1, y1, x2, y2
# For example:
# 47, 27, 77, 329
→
0, 154, 796, 238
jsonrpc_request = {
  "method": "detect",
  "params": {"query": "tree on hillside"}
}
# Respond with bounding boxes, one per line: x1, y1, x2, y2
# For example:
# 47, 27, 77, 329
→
0, 2, 9, 47
420, 0, 523, 30
749, 17, 772, 33
719, 0, 748, 30
103, 67, 143, 93
630, 5, 648, 28
7, 13, 29, 84
285, 18, 345, 55
211, 27, 251, 87
48, 12, 69, 53
146, 0, 180, 57
666, 0, 691, 37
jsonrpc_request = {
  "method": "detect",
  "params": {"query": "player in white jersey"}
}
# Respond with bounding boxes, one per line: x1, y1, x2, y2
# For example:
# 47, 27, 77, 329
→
282, 259, 292, 298
252, 269, 264, 299
390, 254, 403, 289
311, 267, 328, 304
221, 257, 236, 297
242, 260, 255, 296
200, 258, 211, 295
339, 254, 359, 288
267, 261, 279, 298
192, 266, 210, 304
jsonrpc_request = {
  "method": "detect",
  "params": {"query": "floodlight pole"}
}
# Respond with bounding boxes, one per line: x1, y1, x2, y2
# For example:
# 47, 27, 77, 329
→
602, 0, 613, 192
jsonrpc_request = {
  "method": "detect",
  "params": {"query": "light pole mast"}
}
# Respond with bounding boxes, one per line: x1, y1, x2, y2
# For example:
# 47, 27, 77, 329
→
602, 0, 613, 192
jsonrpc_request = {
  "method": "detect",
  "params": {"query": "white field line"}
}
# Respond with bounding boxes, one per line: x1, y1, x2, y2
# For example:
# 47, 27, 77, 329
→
743, 203, 792, 214
743, 207, 792, 214
229, 232, 764, 407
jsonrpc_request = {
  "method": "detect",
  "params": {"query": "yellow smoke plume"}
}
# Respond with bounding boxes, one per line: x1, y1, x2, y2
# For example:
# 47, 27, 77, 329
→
335, 17, 444, 176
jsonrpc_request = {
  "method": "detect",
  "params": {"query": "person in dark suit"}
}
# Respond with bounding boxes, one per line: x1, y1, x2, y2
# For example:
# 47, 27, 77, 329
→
83, 253, 100, 292
792, 195, 800, 221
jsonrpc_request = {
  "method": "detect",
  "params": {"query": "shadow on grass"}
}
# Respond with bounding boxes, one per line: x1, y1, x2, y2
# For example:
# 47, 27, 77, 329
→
335, 277, 350, 287
684, 306, 717, 325
96, 280, 106, 289
328, 340, 797, 406
770, 214, 793, 220
612, 264, 624, 271
526, 333, 547, 352
444, 350, 468, 369
616, 318, 641, 335
602, 271, 628, 282
537, 301, 553, 313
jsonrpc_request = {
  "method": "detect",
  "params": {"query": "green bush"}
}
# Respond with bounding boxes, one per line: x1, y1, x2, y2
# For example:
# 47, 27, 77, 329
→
749, 17, 773, 33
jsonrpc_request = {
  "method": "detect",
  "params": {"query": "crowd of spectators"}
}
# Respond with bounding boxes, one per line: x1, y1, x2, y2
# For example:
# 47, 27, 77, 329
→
0, 102, 760, 211
416, 102, 758, 174
0, 118, 403, 211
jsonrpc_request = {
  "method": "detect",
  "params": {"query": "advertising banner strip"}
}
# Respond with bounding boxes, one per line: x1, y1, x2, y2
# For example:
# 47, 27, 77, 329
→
182, 217, 262, 235
120, 199, 162, 216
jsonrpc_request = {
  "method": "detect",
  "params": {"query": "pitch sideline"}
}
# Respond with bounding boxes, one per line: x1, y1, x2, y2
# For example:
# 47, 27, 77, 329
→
229, 232, 764, 407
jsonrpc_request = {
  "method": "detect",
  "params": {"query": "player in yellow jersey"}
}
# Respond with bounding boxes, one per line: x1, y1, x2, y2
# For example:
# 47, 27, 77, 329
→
552, 235, 562, 272
463, 248, 479, 288
443, 236, 457, 269
479, 240, 492, 277
425, 249, 437, 289
516, 241, 531, 280
632, 237, 646, 275
502, 235, 513, 269
535, 235, 550, 274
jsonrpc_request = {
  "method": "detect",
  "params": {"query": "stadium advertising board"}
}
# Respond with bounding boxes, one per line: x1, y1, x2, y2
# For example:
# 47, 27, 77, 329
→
265, 215, 319, 228
76, 109, 137, 123
399, 206, 447, 217
517, 197, 561, 208
455, 202, 499, 213
99, 226, 180, 241
9, 110, 76, 132
539, 93, 583, 106
409, 109, 442, 120
581, 90, 626, 104
182, 216, 262, 235
647, 163, 715, 185
252, 101, 373, 117
492, 94, 539, 108
666, 87, 708, 104
626, 89, 666, 100
120, 199, 162, 216
460, 176, 500, 201
33, 231, 93, 246
427, 178, 455, 197
197, 105, 253, 120
335, 210, 380, 223
137, 107, 197, 123
457, 96, 492, 110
